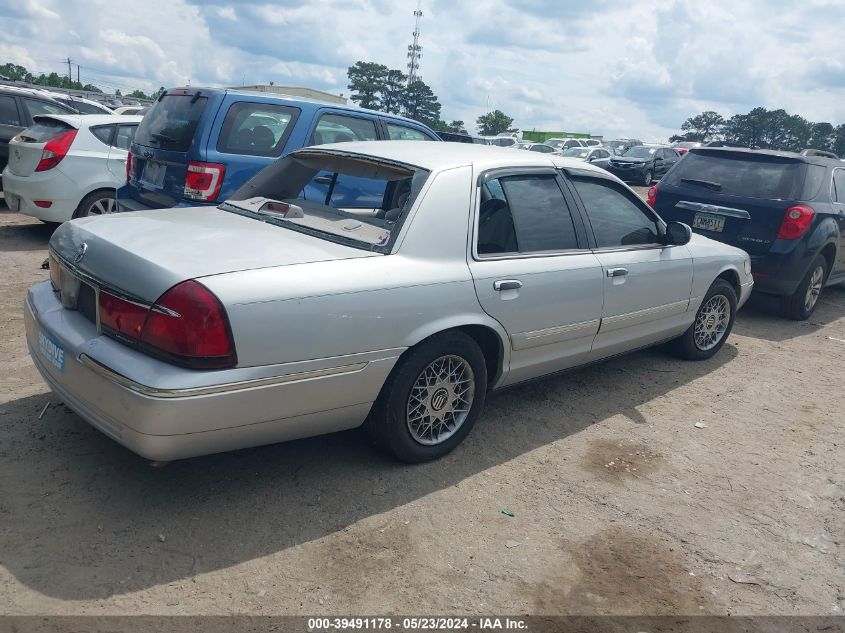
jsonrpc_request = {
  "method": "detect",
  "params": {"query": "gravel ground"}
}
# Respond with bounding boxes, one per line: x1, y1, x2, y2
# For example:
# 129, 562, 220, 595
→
0, 197, 843, 616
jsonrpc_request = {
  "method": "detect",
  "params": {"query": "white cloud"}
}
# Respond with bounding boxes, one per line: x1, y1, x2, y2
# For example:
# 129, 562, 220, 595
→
2, 0, 845, 139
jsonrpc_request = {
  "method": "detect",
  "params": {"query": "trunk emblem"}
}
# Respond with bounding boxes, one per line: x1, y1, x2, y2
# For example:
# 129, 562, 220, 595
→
143, 150, 153, 158
74, 242, 88, 264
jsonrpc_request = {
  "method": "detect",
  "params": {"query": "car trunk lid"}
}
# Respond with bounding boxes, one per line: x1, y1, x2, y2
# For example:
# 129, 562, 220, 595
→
128, 90, 209, 208
49, 206, 379, 302
6, 116, 78, 177
655, 149, 807, 256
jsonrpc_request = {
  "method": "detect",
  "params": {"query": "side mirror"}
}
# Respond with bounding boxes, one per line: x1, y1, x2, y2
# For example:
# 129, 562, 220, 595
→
665, 221, 692, 246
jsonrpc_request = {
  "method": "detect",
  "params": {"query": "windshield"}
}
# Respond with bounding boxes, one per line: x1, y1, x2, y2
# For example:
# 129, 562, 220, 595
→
134, 93, 208, 151
662, 152, 805, 200
562, 148, 590, 158
623, 147, 656, 158
224, 150, 430, 253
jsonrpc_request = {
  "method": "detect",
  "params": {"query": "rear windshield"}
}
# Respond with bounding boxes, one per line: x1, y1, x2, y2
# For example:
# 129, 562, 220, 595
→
225, 150, 429, 253
18, 119, 74, 143
134, 94, 207, 152
662, 151, 805, 200
217, 102, 299, 156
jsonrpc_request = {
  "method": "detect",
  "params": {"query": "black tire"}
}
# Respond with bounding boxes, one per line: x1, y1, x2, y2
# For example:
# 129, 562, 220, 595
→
667, 279, 737, 360
781, 256, 827, 321
366, 331, 488, 463
642, 170, 653, 186
72, 189, 117, 219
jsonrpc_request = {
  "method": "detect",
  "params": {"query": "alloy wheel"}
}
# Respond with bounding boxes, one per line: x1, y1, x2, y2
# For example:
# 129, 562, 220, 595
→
804, 265, 824, 312
406, 354, 475, 446
694, 294, 731, 351
88, 197, 116, 215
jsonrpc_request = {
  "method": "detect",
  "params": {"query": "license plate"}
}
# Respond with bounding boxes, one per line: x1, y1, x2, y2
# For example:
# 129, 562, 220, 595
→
141, 160, 166, 189
5, 193, 20, 212
692, 212, 725, 233
38, 330, 65, 373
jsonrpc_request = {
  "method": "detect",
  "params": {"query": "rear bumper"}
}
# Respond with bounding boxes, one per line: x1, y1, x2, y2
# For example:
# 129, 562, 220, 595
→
116, 185, 214, 212
749, 240, 818, 296
25, 281, 400, 461
0, 168, 82, 222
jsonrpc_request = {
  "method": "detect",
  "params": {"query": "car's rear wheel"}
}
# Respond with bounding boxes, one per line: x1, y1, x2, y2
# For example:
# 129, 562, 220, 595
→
781, 255, 827, 321
366, 331, 487, 463
642, 170, 653, 186
667, 279, 737, 360
73, 190, 117, 219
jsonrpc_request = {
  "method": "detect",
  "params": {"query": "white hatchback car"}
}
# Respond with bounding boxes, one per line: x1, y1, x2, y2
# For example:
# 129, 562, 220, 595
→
2, 114, 142, 222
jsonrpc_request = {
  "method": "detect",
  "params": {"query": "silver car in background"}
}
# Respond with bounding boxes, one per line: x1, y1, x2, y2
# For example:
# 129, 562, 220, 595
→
26, 142, 753, 463
557, 146, 614, 169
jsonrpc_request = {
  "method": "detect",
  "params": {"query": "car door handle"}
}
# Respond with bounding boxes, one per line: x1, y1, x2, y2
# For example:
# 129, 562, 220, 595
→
494, 279, 523, 291
313, 175, 334, 185
606, 268, 628, 278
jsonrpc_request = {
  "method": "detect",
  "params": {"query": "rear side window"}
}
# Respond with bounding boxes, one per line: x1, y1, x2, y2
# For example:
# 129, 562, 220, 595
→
477, 174, 580, 255
833, 169, 845, 203
662, 152, 804, 200
134, 94, 208, 152
310, 113, 378, 144
0, 95, 20, 125
216, 102, 299, 156
571, 177, 660, 248
18, 119, 74, 143
91, 125, 114, 145
386, 123, 431, 141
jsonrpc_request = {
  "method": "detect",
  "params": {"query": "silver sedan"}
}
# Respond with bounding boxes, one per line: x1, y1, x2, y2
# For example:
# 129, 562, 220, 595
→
26, 142, 753, 463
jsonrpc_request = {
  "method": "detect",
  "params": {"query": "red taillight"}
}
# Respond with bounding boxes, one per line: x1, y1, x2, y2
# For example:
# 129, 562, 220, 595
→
34, 200, 53, 208
140, 281, 236, 368
97, 281, 236, 368
646, 185, 657, 208
35, 129, 78, 172
99, 291, 148, 340
677, 147, 688, 155
184, 161, 225, 201
126, 153, 132, 183
776, 205, 815, 240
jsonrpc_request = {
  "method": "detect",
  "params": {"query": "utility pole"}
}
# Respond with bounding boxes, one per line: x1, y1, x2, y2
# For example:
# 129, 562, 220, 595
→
65, 57, 72, 86
406, 0, 422, 87
76, 64, 80, 87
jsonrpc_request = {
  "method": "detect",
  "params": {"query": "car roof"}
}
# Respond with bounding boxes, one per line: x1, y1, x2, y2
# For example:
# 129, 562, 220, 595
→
690, 146, 838, 166
295, 140, 611, 175
32, 113, 144, 128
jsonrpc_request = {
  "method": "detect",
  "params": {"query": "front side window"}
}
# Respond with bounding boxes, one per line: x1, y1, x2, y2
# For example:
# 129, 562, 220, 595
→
310, 113, 378, 145
0, 96, 21, 125
386, 123, 431, 141
477, 174, 580, 255
217, 102, 299, 156
571, 177, 660, 248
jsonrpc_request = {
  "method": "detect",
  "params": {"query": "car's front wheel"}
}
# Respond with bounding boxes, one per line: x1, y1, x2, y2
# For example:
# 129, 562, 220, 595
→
73, 190, 117, 219
642, 170, 653, 186
668, 279, 737, 360
781, 255, 827, 321
366, 331, 488, 463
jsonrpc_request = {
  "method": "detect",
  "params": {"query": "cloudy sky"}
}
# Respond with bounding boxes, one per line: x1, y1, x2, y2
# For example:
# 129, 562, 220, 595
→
2, 0, 845, 140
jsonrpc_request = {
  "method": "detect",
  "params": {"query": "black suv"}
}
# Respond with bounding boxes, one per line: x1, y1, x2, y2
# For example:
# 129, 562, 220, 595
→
607, 145, 681, 186
651, 147, 845, 319
0, 87, 75, 187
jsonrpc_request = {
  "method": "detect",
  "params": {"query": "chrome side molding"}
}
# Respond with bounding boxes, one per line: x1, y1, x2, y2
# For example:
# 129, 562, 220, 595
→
676, 201, 751, 219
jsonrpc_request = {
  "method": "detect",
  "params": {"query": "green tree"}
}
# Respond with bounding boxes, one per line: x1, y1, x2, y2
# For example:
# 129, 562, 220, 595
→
379, 69, 407, 115
676, 110, 724, 142
476, 109, 514, 136
129, 89, 147, 99
401, 79, 442, 128
808, 122, 835, 151
346, 61, 389, 110
447, 120, 465, 133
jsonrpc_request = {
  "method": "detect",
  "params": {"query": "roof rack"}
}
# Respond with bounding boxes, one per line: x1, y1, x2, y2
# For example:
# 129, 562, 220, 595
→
800, 148, 839, 159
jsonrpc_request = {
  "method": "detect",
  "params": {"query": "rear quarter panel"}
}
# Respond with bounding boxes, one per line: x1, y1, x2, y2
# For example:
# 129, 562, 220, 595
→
199, 165, 511, 372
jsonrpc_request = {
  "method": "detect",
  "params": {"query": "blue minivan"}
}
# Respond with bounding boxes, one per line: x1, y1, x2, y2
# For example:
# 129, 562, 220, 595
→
117, 87, 440, 211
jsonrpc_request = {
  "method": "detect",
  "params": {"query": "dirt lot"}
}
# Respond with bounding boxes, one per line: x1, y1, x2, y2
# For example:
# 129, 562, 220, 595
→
0, 196, 843, 617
